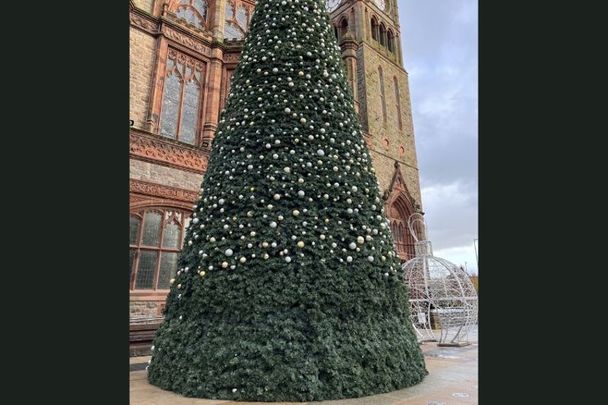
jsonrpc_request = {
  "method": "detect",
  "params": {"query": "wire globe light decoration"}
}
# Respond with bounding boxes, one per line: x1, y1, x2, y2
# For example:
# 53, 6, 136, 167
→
402, 213, 478, 346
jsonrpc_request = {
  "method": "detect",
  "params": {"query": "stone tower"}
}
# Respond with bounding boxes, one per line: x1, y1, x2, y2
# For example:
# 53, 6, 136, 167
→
327, 0, 424, 261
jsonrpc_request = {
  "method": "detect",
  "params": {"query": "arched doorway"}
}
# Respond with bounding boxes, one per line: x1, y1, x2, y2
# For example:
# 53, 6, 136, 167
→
384, 163, 423, 262
388, 194, 416, 261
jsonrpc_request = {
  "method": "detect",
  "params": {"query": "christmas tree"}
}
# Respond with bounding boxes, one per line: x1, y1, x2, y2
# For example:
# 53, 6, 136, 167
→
147, 0, 427, 400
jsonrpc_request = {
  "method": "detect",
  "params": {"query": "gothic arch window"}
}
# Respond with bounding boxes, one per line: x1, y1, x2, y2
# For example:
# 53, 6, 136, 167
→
379, 23, 387, 47
378, 66, 387, 124
339, 17, 349, 41
387, 29, 395, 52
225, 1, 253, 40
174, 0, 208, 29
371, 16, 379, 42
394, 76, 403, 130
159, 49, 205, 145
130, 208, 191, 291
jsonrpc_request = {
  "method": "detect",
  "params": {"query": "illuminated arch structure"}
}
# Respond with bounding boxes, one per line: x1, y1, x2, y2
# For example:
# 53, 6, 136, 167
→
402, 213, 478, 346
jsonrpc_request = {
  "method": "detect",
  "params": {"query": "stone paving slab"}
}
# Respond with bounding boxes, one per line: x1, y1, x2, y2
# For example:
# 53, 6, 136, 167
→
130, 331, 477, 405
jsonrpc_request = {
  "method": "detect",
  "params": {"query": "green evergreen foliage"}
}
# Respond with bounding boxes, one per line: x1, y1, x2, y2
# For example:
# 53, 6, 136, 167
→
147, 0, 427, 400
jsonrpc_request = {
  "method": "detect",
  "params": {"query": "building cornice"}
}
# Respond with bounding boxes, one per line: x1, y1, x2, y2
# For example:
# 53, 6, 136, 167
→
130, 7, 244, 59
130, 179, 199, 203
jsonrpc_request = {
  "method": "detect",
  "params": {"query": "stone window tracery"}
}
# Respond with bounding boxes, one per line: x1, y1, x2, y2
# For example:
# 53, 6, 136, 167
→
224, 1, 253, 40
159, 49, 206, 145
174, 0, 208, 29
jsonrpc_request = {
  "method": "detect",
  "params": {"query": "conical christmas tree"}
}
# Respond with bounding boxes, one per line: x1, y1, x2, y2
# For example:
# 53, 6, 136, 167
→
147, 0, 427, 400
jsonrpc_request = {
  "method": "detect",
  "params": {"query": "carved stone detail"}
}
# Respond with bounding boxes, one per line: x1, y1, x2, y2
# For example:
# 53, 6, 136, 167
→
130, 11, 158, 34
130, 130, 208, 174
130, 179, 198, 203
162, 25, 212, 56
224, 53, 241, 63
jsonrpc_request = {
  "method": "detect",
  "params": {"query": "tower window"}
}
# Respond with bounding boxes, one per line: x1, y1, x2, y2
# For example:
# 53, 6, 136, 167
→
371, 17, 379, 42
394, 76, 403, 130
379, 67, 387, 124
379, 23, 387, 47
387, 29, 395, 53
339, 18, 349, 41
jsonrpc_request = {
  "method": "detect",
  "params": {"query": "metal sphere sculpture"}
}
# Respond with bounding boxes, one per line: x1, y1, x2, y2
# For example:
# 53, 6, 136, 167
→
402, 214, 478, 346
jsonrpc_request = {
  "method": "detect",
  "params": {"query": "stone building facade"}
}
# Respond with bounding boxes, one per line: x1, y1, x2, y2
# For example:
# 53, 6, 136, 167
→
129, 0, 424, 318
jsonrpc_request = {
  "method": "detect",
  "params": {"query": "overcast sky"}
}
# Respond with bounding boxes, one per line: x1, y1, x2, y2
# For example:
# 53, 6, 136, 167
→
398, 0, 478, 274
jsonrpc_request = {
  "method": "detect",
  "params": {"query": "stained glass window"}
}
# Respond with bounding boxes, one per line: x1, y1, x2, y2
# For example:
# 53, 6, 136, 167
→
157, 252, 178, 289
135, 251, 158, 289
142, 211, 162, 246
180, 79, 201, 144
130, 208, 190, 291
158, 49, 205, 145
162, 221, 181, 249
130, 249, 136, 282
224, 1, 252, 40
236, 6, 248, 27
160, 59, 181, 139
175, 0, 208, 29
130, 216, 141, 245
224, 22, 244, 40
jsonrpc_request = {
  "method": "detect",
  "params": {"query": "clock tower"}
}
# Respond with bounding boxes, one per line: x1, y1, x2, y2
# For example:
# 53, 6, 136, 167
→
326, 0, 424, 261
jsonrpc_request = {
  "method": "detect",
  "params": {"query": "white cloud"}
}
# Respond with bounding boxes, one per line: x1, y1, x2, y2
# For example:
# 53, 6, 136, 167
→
397, 0, 478, 271
420, 181, 477, 254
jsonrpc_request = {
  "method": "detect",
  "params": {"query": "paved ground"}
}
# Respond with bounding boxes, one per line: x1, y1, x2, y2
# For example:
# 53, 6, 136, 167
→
130, 329, 477, 405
